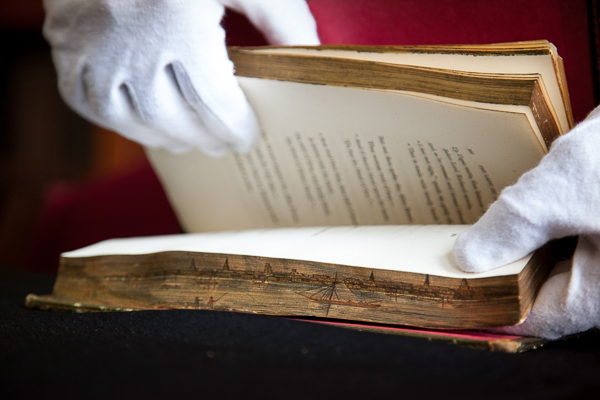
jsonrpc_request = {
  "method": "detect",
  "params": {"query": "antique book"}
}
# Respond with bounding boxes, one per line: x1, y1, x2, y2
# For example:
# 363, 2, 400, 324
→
26, 226, 574, 332
27, 41, 575, 346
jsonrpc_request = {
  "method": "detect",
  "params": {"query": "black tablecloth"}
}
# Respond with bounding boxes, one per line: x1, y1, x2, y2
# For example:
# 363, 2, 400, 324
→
1, 269, 599, 399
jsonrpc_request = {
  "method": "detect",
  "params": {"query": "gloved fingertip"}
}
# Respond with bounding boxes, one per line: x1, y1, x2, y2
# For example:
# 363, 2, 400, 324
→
201, 145, 231, 158
164, 144, 193, 154
454, 228, 528, 273
453, 231, 494, 273
227, 113, 261, 153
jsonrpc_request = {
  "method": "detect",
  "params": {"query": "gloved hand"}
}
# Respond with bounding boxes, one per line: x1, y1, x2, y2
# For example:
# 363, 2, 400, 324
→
454, 106, 600, 339
43, 0, 319, 155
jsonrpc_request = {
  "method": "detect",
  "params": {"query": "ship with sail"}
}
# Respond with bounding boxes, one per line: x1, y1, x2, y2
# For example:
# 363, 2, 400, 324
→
297, 272, 381, 314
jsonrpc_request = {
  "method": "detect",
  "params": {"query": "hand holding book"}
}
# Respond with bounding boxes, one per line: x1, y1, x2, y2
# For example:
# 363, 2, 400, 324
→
455, 106, 600, 339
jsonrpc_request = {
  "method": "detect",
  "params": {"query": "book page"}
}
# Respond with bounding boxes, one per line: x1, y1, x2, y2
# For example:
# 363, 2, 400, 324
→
255, 48, 569, 133
62, 225, 531, 279
148, 78, 546, 232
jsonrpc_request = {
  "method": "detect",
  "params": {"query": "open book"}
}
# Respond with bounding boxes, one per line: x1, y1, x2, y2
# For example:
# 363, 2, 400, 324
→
27, 41, 574, 344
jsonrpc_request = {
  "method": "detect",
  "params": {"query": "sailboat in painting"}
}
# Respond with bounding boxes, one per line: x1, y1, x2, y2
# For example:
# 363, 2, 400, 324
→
297, 272, 381, 315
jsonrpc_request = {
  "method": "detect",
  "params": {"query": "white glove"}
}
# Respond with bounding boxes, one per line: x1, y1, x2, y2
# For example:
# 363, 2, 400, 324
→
454, 106, 600, 339
43, 0, 319, 155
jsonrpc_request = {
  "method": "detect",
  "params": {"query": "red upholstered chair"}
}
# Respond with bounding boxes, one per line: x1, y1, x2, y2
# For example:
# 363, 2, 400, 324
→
26, 0, 598, 271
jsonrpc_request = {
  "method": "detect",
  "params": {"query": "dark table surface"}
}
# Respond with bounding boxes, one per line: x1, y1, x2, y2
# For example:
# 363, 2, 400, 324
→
1, 269, 599, 400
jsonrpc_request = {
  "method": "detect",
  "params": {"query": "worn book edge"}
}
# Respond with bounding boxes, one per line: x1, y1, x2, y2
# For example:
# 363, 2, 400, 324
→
23, 233, 575, 331
231, 39, 573, 128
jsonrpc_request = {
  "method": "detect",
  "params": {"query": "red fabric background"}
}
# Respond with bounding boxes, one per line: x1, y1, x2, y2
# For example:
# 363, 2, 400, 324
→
26, 0, 598, 271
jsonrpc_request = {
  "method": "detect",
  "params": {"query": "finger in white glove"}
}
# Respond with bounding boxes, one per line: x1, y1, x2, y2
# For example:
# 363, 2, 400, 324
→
454, 106, 600, 338
43, 0, 319, 155
498, 237, 600, 339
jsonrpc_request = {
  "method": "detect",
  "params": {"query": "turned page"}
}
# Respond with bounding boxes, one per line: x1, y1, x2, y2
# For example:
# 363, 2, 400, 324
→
252, 45, 570, 132
147, 77, 546, 232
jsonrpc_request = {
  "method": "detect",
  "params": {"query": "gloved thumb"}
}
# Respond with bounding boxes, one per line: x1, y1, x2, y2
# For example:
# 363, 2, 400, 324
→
455, 111, 600, 272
